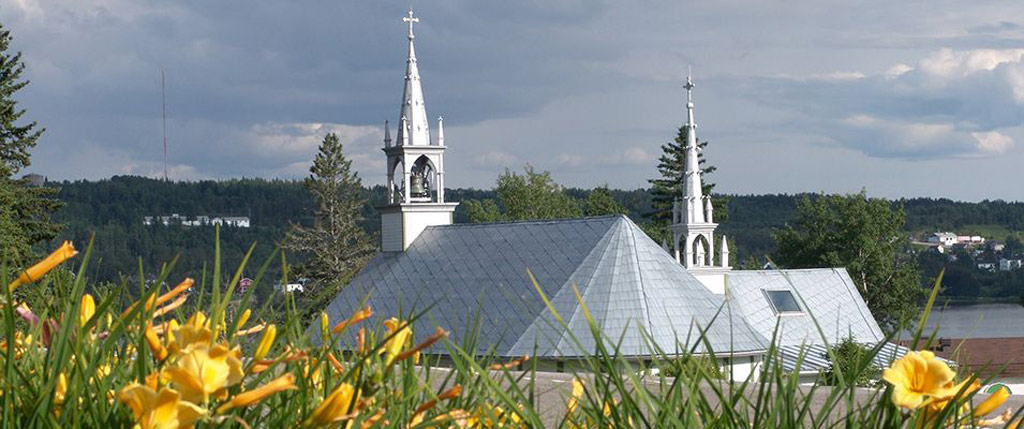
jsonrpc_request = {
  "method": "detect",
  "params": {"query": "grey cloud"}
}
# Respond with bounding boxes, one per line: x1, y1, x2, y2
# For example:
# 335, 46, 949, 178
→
9, 1, 1024, 201
967, 21, 1021, 34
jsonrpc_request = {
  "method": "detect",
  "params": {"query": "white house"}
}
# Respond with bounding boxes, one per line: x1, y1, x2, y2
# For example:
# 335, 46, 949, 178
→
928, 232, 958, 247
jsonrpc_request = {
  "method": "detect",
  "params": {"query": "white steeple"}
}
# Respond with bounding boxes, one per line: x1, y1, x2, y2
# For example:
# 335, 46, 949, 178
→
670, 71, 730, 287
379, 9, 458, 252
396, 10, 432, 147
683, 74, 704, 218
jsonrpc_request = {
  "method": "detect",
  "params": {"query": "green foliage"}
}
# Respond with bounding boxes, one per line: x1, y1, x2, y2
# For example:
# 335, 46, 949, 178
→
658, 354, 723, 379
583, 186, 628, 217
773, 191, 924, 332
0, 23, 62, 262
822, 337, 881, 387
465, 165, 582, 223
283, 133, 376, 317
47, 177, 1024, 302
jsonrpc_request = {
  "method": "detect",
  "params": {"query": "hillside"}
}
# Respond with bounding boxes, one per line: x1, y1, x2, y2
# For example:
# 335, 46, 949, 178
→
47, 176, 1024, 301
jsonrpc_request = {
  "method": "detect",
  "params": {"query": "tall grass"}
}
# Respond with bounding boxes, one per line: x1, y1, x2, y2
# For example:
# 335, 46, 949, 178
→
1, 235, 1021, 428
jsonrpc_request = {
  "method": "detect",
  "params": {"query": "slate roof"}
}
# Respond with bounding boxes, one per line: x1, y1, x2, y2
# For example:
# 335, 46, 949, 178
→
316, 215, 768, 358
725, 269, 884, 347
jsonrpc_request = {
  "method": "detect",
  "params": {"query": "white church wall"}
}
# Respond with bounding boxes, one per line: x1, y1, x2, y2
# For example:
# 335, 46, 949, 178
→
402, 210, 453, 249
693, 273, 726, 294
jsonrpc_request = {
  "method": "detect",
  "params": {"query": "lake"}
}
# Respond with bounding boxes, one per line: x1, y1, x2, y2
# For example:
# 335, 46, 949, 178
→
916, 303, 1024, 339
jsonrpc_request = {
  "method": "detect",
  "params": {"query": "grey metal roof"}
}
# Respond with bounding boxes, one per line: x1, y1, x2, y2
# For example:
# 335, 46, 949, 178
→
726, 269, 884, 347
315, 215, 768, 358
777, 342, 954, 373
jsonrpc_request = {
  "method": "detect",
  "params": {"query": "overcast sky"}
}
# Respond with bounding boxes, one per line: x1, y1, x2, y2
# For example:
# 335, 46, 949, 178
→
4, 1, 1024, 201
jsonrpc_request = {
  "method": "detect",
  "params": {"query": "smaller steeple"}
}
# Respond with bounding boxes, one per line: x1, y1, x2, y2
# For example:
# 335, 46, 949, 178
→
384, 120, 392, 148
437, 116, 444, 146
720, 236, 730, 268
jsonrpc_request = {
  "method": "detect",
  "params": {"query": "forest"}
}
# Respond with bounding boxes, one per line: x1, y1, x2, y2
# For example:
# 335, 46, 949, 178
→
48, 175, 1024, 302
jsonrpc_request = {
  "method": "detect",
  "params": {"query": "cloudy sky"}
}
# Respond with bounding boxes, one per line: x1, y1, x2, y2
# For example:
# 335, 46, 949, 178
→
4, 1, 1024, 201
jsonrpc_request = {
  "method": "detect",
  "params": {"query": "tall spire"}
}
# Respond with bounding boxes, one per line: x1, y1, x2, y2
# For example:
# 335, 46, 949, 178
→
669, 71, 727, 273
683, 71, 704, 223
396, 9, 431, 147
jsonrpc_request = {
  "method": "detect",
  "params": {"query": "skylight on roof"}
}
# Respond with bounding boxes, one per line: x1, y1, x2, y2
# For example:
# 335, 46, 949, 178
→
764, 290, 802, 314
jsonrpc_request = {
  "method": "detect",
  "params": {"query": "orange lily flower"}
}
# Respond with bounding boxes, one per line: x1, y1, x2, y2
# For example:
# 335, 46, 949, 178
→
8, 241, 77, 292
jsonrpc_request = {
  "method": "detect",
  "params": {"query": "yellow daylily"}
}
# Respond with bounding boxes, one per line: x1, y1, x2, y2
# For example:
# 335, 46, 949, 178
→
163, 344, 244, 404
254, 324, 276, 361
145, 323, 169, 361
156, 279, 194, 307
320, 312, 330, 343
882, 350, 956, 409
166, 321, 211, 356
216, 373, 296, 413
332, 306, 372, 335
55, 373, 67, 406
974, 385, 1011, 418
118, 384, 206, 429
306, 383, 360, 426
382, 318, 412, 366
80, 294, 95, 328
9, 241, 77, 292
234, 309, 251, 331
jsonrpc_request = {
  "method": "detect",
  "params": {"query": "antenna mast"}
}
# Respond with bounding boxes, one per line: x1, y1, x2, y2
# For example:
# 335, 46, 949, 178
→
162, 70, 168, 182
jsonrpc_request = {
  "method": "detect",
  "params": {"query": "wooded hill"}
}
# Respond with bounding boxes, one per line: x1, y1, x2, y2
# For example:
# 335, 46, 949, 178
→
48, 176, 1024, 301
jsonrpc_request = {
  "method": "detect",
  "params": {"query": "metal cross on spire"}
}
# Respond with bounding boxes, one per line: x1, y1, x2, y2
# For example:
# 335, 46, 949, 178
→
403, 10, 420, 39
684, 66, 695, 103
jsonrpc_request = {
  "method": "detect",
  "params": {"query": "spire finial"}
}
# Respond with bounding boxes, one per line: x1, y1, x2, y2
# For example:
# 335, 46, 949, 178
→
684, 67, 695, 104
384, 120, 392, 147
403, 9, 419, 40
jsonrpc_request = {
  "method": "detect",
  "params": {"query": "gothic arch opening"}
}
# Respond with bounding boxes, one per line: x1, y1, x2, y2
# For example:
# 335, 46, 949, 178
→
410, 155, 437, 202
692, 234, 711, 267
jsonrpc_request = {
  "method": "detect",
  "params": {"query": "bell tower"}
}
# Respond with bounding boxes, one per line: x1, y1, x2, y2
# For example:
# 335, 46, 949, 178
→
669, 73, 731, 292
379, 10, 458, 252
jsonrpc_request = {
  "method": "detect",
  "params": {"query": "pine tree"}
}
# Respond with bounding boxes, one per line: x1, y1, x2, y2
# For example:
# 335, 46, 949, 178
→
645, 126, 725, 243
0, 23, 62, 261
284, 133, 376, 314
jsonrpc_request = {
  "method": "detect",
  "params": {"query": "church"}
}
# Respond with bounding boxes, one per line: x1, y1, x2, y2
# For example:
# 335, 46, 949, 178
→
316, 11, 892, 380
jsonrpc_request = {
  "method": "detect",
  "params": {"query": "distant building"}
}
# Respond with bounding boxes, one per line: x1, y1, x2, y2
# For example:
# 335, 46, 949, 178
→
988, 241, 1006, 253
928, 232, 958, 247
999, 258, 1022, 271
144, 214, 249, 228
978, 262, 996, 272
210, 217, 250, 228
958, 235, 985, 245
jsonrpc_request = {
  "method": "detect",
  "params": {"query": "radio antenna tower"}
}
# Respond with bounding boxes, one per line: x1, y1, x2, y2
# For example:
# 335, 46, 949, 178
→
162, 70, 168, 182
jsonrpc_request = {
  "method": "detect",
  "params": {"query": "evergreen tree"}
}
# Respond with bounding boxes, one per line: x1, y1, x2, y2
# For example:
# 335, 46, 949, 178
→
772, 191, 924, 332
465, 165, 582, 223
645, 126, 725, 243
0, 23, 62, 261
284, 133, 376, 313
